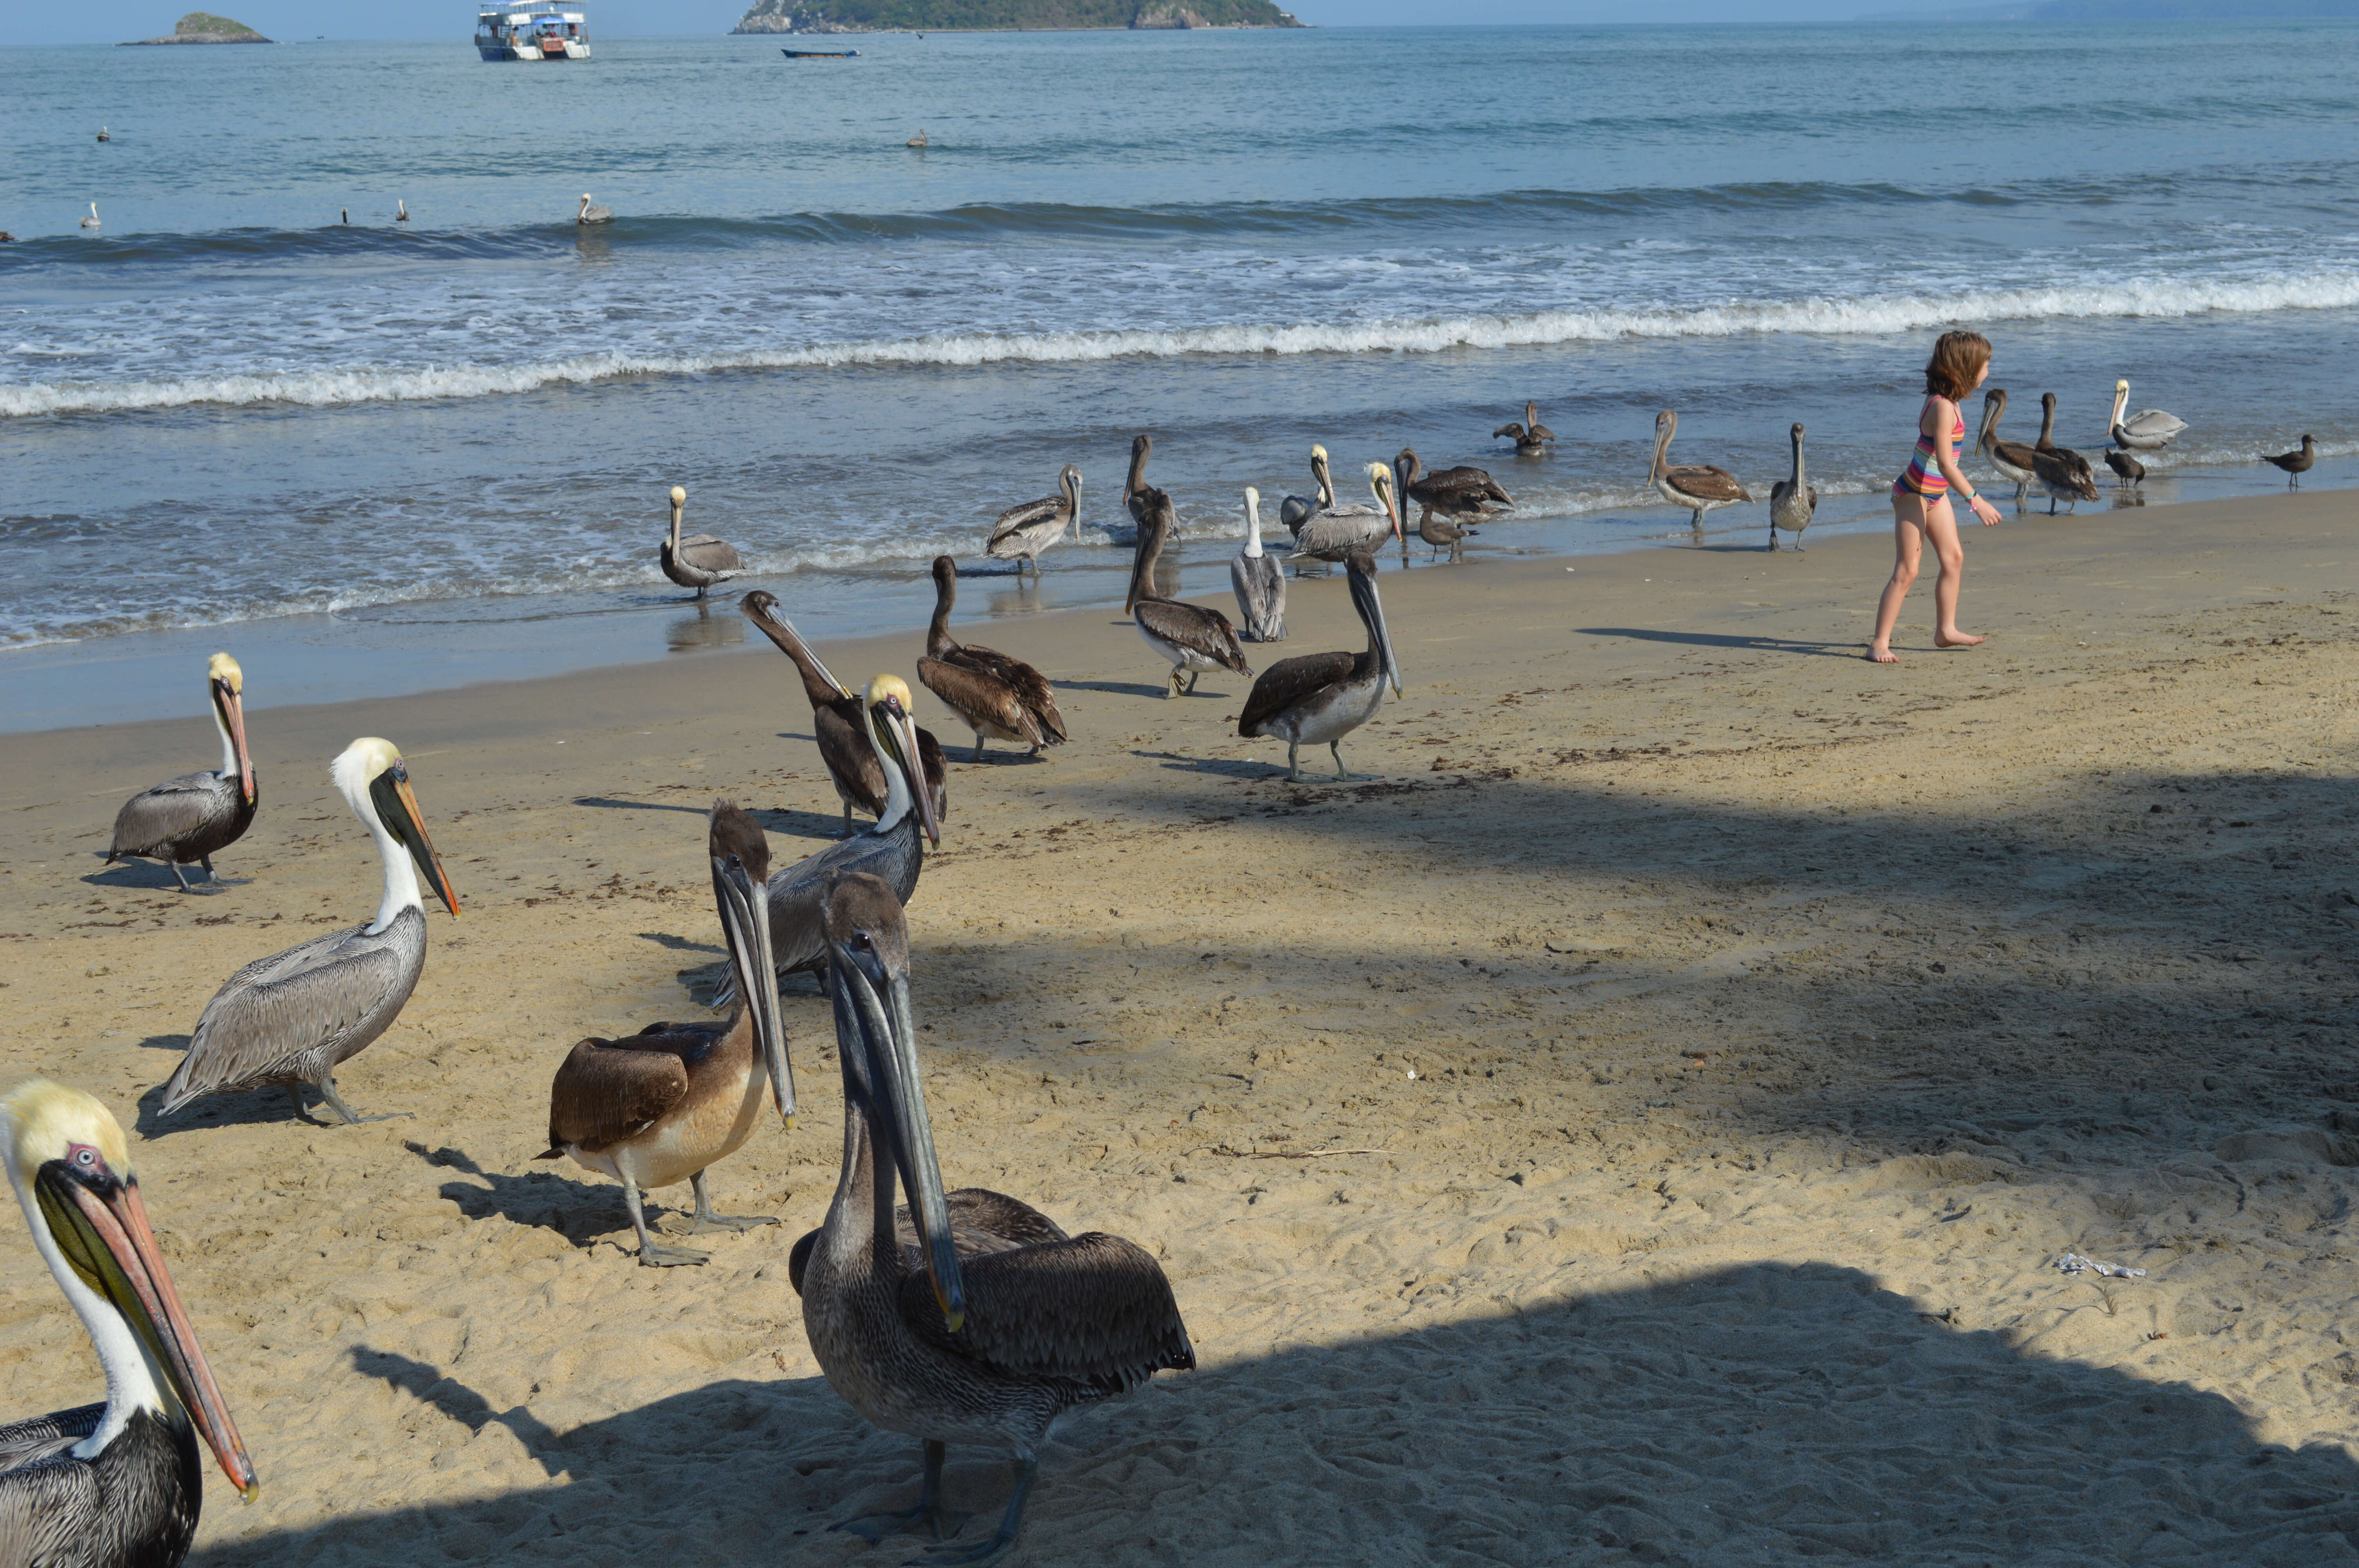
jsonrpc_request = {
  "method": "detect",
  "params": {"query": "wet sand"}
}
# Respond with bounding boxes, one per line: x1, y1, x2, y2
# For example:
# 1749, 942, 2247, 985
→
4, 487, 2358, 1565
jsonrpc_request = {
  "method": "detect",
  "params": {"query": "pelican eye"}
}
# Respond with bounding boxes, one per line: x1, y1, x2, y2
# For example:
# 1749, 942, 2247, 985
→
852, 930, 874, 951
389, 760, 409, 783
66, 1144, 108, 1180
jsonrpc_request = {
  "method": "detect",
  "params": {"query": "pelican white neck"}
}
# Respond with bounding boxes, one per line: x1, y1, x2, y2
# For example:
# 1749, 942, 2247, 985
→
332, 740, 422, 934
1243, 489, 1263, 558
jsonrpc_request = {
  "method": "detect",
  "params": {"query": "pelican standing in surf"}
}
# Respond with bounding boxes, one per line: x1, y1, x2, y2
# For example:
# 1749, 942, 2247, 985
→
1976, 389, 2037, 503
106, 653, 255, 892
1395, 449, 1512, 559
792, 873, 1194, 1563
2030, 392, 2099, 514
1229, 487, 1287, 642
2108, 379, 2186, 450
742, 592, 948, 834
1492, 400, 1558, 454
1128, 494, 1250, 698
1647, 410, 1751, 530
159, 737, 460, 1125
577, 193, 612, 224
1768, 423, 1818, 550
540, 802, 794, 1267
1117, 433, 1160, 542
1277, 445, 1336, 538
1, 1081, 259, 1568
984, 466, 1081, 577
1287, 463, 1402, 571
1238, 547, 1401, 780
659, 484, 743, 598
916, 557, 1068, 761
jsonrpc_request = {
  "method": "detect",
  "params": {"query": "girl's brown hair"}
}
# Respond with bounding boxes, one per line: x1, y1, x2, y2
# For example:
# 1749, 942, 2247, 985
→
1923, 330, 1992, 401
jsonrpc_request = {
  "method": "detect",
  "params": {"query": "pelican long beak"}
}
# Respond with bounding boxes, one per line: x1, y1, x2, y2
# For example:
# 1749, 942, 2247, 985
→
829, 941, 962, 1331
873, 699, 941, 848
1374, 472, 1402, 542
368, 765, 460, 916
1976, 397, 2002, 457
715, 851, 792, 1126
747, 597, 853, 699
34, 1159, 258, 1499
1352, 566, 1405, 698
214, 681, 254, 806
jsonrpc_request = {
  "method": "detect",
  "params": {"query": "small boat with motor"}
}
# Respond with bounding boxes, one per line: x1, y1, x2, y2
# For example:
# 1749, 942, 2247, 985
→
477, 3, 589, 59
780, 47, 859, 56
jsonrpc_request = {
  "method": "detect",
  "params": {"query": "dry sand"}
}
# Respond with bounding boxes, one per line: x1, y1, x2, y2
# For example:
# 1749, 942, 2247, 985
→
4, 490, 2359, 1566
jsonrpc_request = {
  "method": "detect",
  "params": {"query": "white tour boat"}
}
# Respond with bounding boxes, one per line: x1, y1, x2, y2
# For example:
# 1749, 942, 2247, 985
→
476, 5, 589, 59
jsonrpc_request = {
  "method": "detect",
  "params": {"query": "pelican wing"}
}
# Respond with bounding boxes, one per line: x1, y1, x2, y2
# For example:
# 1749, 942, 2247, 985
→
898, 1231, 1196, 1394
914, 728, 950, 823
986, 495, 1068, 552
815, 699, 888, 817
1988, 439, 2039, 475
2121, 408, 2186, 441
165, 923, 414, 1106
0, 1407, 101, 1539
1238, 652, 1358, 737
1276, 493, 1319, 535
2031, 448, 2099, 498
1491, 422, 1526, 440
676, 535, 743, 573
1527, 422, 1556, 443
1414, 465, 1512, 506
951, 646, 1067, 742
896, 1189, 1072, 1258
544, 1032, 696, 1153
1135, 599, 1249, 674
1289, 511, 1391, 561
1664, 465, 1751, 504
0, 1405, 101, 1473
109, 771, 230, 857
917, 657, 1047, 748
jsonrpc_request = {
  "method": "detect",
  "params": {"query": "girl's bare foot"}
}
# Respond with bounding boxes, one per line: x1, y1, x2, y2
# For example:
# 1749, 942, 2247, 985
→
1934, 631, 1986, 648
1867, 644, 1900, 664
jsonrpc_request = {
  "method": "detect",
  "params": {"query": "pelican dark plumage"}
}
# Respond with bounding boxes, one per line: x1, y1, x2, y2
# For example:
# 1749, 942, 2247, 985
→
106, 653, 256, 892
793, 873, 1194, 1564
984, 465, 1080, 576
1647, 410, 1750, 530
1117, 433, 1160, 543
742, 592, 947, 835
1395, 448, 1512, 552
2109, 379, 2186, 451
1127, 495, 1250, 698
658, 484, 743, 598
2, 1081, 258, 1568
539, 803, 794, 1267
1492, 399, 1557, 454
2263, 434, 2315, 487
1229, 487, 1287, 642
160, 737, 461, 1125
2031, 393, 2100, 514
1768, 422, 1818, 551
916, 557, 1068, 762
1976, 389, 2037, 503
96, 127, 111, 142
1287, 463, 1401, 570
1238, 547, 1402, 780
1276, 445, 1335, 539
395, 199, 409, 225
2105, 448, 2146, 486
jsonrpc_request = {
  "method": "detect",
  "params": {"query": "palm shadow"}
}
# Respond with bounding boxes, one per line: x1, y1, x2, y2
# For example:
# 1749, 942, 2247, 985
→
195, 1261, 2359, 1565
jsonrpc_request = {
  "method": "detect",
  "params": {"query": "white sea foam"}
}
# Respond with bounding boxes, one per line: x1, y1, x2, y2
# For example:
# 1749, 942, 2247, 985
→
9, 271, 2357, 420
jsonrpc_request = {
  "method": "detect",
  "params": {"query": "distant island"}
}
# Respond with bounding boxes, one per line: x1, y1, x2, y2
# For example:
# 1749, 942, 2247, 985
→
119, 11, 273, 44
733, 0, 1301, 32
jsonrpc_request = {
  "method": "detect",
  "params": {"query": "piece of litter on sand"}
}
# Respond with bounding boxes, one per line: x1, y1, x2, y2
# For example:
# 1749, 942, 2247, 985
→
2056, 1251, 2146, 1279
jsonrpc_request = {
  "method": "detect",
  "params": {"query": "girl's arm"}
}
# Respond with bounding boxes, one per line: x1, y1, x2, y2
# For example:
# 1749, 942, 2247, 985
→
1931, 396, 2003, 525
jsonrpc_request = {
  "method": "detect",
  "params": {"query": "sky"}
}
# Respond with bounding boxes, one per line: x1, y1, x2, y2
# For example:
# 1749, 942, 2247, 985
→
2, 0, 1879, 47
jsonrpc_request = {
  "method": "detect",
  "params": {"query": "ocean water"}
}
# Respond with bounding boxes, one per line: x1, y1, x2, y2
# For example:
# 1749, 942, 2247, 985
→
4, 22, 2356, 728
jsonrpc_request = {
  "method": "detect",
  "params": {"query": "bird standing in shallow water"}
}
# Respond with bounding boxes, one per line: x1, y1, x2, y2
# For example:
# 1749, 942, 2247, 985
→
658, 484, 743, 597
2263, 435, 2315, 487
1768, 423, 1818, 551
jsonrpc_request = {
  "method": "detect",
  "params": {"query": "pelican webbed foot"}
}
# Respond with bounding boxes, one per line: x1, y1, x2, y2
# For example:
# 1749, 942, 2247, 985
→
310, 1079, 411, 1125
623, 1177, 709, 1267
167, 860, 196, 893
835, 1441, 972, 1545
912, 1457, 1036, 1565
687, 1169, 778, 1234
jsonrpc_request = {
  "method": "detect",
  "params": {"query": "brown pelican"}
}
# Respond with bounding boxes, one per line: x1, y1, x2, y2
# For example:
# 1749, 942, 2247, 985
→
1395, 448, 1512, 546
1229, 487, 1286, 642
96, 127, 111, 142
80, 204, 101, 230
1287, 463, 1401, 570
1238, 547, 1401, 780
1976, 389, 2038, 503
160, 737, 460, 1125
1129, 495, 1250, 698
2108, 379, 2186, 450
983, 465, 1080, 576
1118, 433, 1161, 541
1647, 411, 1751, 530
540, 803, 794, 1267
395, 198, 409, 225
2, 1081, 258, 1568
1768, 422, 1818, 551
105, 653, 255, 892
2031, 393, 2099, 514
577, 193, 612, 225
2263, 435, 2316, 487
907, 130, 928, 148
742, 592, 948, 834
659, 484, 743, 598
719, 675, 941, 1002
916, 557, 1068, 762
1492, 400, 1558, 454
2105, 448, 2146, 486
1276, 445, 1336, 538
792, 873, 1193, 1562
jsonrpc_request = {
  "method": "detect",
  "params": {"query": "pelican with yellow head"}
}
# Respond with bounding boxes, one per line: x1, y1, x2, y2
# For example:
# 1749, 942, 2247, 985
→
106, 652, 257, 893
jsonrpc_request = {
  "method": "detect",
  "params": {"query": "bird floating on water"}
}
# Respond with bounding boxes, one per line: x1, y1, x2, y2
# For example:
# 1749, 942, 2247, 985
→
106, 652, 256, 892
79, 203, 101, 230
395, 198, 409, 224
907, 129, 928, 148
96, 126, 111, 143
576, 192, 612, 224
2108, 379, 2186, 451
1492, 400, 1557, 454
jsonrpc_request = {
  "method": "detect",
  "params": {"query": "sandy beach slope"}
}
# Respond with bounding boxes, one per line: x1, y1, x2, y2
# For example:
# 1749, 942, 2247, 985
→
4, 489, 2357, 1565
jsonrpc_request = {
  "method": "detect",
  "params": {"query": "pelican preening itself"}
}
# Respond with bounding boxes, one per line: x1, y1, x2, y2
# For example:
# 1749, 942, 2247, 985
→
917, 557, 1069, 762
2031, 392, 2100, 514
1648, 411, 1752, 530
1238, 547, 1402, 781
1277, 445, 1335, 538
794, 874, 1194, 1563
658, 484, 743, 598
2, 1082, 258, 1568
106, 653, 255, 892
80, 204, 102, 230
985, 464, 1081, 575
1768, 423, 1818, 551
2105, 448, 2146, 487
160, 738, 460, 1126
1287, 463, 1402, 570
540, 803, 793, 1267
1229, 487, 1287, 642
2108, 380, 2186, 451
1395, 450, 1512, 561
742, 592, 948, 835
1129, 495, 1251, 697
1492, 400, 1558, 454
1976, 389, 2038, 503
2263, 434, 2316, 487
576, 193, 612, 225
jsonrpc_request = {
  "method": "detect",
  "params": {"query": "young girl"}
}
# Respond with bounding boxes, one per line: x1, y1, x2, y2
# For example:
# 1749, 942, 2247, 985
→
1868, 330, 2003, 664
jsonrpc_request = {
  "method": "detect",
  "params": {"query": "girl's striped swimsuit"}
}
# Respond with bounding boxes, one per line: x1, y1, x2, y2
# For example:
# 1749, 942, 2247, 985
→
1894, 405, 1965, 498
